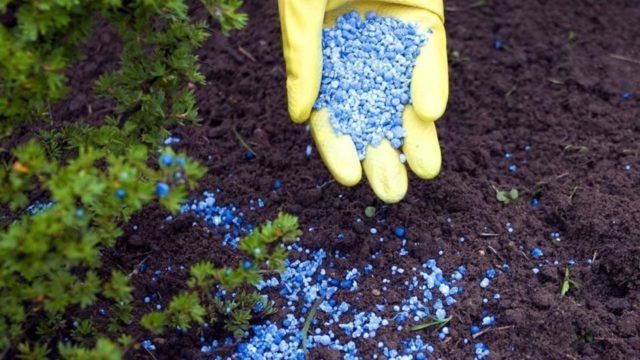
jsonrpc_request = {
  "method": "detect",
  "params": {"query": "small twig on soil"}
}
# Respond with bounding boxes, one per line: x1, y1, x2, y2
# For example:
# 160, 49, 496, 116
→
569, 186, 584, 200
258, 269, 280, 275
609, 53, 640, 65
478, 232, 500, 237
547, 78, 565, 85
317, 179, 336, 189
563, 353, 579, 360
594, 336, 626, 344
622, 149, 640, 156
302, 298, 322, 359
487, 246, 506, 263
144, 346, 159, 360
90, 107, 116, 117
564, 144, 589, 154
129, 255, 151, 277
505, 84, 517, 98
238, 46, 256, 62
556, 172, 570, 179
591, 250, 598, 264
232, 126, 257, 156
472, 325, 514, 339
445, 0, 487, 12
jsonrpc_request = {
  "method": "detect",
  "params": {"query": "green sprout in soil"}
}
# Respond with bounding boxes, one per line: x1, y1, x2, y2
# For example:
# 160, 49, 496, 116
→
364, 206, 376, 218
301, 298, 322, 359
564, 144, 589, 154
494, 187, 519, 205
561, 267, 582, 297
410, 316, 452, 332
576, 327, 594, 344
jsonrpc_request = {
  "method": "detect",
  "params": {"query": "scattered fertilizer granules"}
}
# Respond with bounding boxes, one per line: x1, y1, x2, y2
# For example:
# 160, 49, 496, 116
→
314, 11, 427, 160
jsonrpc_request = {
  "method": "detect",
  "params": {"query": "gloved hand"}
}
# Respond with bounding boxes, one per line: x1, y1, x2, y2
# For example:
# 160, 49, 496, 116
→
278, 0, 448, 203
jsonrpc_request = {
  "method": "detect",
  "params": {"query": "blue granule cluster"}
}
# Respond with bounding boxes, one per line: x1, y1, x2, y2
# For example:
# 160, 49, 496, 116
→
179, 191, 254, 248
141, 339, 156, 351
314, 11, 427, 159
25, 201, 53, 215
160, 195, 541, 359
474, 342, 490, 359
234, 237, 472, 360
163, 135, 181, 145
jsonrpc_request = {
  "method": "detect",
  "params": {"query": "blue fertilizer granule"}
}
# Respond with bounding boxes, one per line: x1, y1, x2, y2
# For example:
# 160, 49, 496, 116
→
314, 11, 427, 160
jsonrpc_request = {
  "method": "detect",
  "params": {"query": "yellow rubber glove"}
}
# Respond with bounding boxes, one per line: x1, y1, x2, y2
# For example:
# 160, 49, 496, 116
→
278, 0, 448, 203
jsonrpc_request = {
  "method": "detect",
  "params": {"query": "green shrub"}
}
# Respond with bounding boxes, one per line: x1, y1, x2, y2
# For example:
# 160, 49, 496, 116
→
0, 0, 247, 140
0, 0, 248, 355
0, 141, 205, 352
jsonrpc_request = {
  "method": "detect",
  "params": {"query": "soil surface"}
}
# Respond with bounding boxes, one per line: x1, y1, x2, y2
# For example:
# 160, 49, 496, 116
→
10, 0, 640, 359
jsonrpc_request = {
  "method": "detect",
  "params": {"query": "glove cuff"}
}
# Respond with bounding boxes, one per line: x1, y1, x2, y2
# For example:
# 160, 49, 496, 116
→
326, 0, 444, 23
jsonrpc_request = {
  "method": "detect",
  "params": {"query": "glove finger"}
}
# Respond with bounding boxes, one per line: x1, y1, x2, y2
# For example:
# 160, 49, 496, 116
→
278, 0, 327, 123
310, 108, 362, 186
410, 12, 448, 122
402, 105, 441, 179
362, 139, 408, 203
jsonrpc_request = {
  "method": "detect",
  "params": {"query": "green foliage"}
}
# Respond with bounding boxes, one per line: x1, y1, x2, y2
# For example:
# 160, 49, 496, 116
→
70, 319, 98, 347
0, 0, 248, 355
201, 0, 248, 36
561, 267, 582, 297
139, 311, 168, 335
58, 338, 123, 360
103, 271, 133, 304
17, 342, 49, 360
107, 302, 134, 333
0, 139, 204, 351
141, 213, 300, 340
0, 0, 247, 139
166, 292, 207, 331
495, 187, 519, 205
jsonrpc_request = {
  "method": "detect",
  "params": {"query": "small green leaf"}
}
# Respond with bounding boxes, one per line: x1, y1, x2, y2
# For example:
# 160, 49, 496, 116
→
508, 188, 519, 200
410, 317, 451, 332
301, 298, 322, 357
496, 190, 509, 204
103, 271, 133, 303
561, 277, 570, 296
364, 206, 376, 218
140, 312, 167, 335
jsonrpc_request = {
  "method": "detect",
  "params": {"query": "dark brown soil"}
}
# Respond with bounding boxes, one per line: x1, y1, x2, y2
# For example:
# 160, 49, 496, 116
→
12, 0, 640, 359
